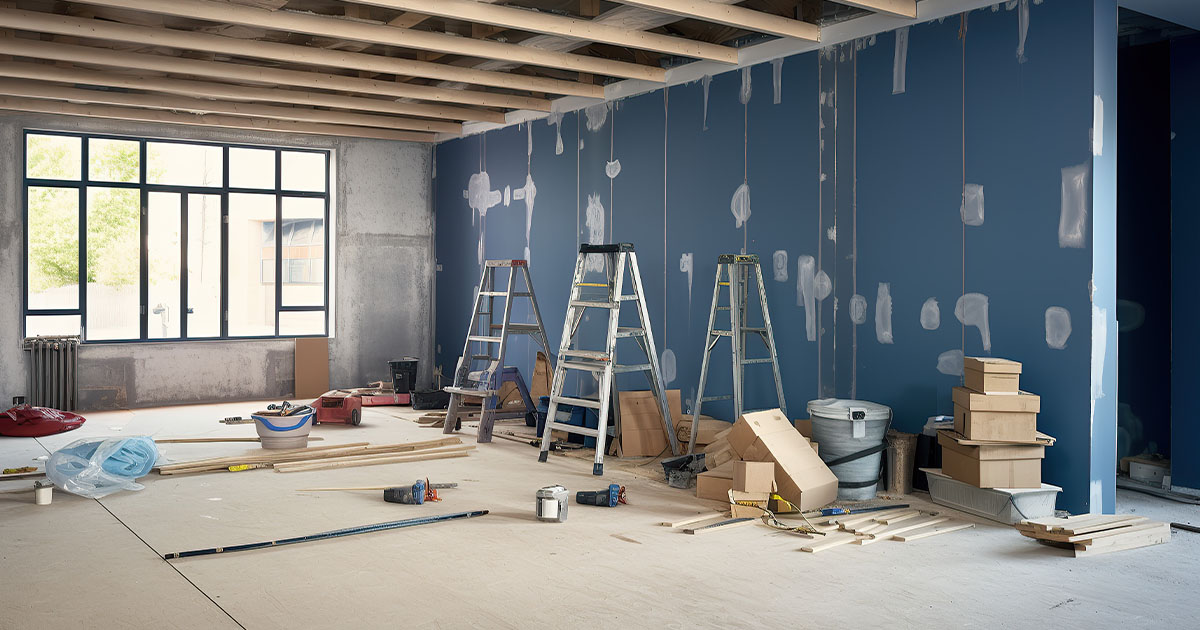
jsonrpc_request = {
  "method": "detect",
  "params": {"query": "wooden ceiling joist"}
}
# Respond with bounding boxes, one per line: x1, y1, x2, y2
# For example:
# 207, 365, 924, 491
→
0, 77, 456, 136
0, 8, 604, 97
0, 94, 435, 142
610, 0, 821, 41
344, 0, 739, 64
66, 0, 666, 82
831, 0, 917, 19
0, 37, 533, 116
0, 63, 463, 134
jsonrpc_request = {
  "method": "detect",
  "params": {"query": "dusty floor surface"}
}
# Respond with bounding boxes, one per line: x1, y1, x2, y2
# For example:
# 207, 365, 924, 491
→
1, 401, 1197, 629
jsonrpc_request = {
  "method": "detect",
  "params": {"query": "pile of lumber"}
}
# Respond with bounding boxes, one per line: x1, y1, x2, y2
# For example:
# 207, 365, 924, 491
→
801, 508, 974, 553
155, 437, 473, 475
1015, 514, 1171, 557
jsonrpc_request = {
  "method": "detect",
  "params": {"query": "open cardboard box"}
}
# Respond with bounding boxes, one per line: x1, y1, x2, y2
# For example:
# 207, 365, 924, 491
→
725, 409, 837, 510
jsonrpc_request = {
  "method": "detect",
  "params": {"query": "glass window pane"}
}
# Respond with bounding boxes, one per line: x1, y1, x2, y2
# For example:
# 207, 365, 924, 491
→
26, 315, 82, 338
228, 147, 275, 189
281, 151, 326, 192
188, 194, 222, 338
148, 192, 181, 339
281, 197, 325, 307
228, 193, 276, 336
147, 142, 222, 187
86, 187, 141, 341
27, 187, 80, 310
89, 138, 140, 183
279, 310, 325, 336
26, 134, 81, 180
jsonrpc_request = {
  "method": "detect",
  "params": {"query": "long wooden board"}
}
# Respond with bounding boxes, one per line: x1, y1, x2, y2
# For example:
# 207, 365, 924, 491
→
856, 517, 950, 546
893, 522, 975, 541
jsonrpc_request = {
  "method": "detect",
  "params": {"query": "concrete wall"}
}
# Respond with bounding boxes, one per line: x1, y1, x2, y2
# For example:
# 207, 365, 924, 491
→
0, 112, 434, 410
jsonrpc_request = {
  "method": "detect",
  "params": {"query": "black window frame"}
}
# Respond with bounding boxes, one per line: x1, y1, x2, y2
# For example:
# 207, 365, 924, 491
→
22, 130, 332, 343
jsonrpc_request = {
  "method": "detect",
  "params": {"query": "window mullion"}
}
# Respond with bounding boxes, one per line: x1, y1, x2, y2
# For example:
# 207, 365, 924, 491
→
180, 194, 189, 340
78, 136, 89, 341
274, 148, 283, 338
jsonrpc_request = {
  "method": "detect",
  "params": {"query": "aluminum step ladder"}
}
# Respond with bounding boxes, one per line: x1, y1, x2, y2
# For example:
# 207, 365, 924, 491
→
688, 254, 787, 454
538, 243, 680, 475
443, 259, 552, 443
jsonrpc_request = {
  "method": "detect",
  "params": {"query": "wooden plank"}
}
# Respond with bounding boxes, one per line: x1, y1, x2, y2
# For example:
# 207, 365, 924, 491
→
801, 532, 860, 553
683, 517, 756, 535
1076, 522, 1171, 547
875, 510, 921, 524
660, 512, 728, 528
836, 508, 910, 528
893, 522, 975, 542
611, 0, 820, 41
274, 449, 472, 473
155, 437, 323, 443
157, 441, 373, 470
1054, 515, 1147, 535
826, 0, 916, 19
273, 445, 475, 470
855, 517, 950, 545
158, 439, 459, 473
1073, 523, 1170, 557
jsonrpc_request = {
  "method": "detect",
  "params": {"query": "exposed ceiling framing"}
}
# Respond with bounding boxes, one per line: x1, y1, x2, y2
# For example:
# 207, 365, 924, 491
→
0, 0, 922, 142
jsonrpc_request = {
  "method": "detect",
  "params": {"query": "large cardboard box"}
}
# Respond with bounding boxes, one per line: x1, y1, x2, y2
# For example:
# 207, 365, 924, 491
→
733, 461, 776, 493
731, 410, 838, 510
618, 390, 681, 456
696, 461, 735, 501
963, 357, 1022, 394
621, 428, 667, 457
953, 404, 1037, 442
675, 415, 729, 446
938, 431, 1044, 488
952, 387, 1041, 412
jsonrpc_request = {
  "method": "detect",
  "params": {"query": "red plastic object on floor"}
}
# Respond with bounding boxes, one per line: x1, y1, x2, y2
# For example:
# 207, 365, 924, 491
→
313, 390, 410, 426
0, 405, 86, 437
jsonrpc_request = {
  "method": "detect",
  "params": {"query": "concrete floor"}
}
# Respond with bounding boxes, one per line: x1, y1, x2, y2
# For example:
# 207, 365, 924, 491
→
1, 402, 1197, 629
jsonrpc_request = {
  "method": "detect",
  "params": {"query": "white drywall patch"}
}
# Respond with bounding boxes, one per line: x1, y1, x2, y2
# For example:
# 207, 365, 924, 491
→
701, 74, 712, 131
771, 58, 784, 105
797, 255, 817, 341
1059, 161, 1091, 248
937, 349, 964, 376
1092, 304, 1107, 400
875, 283, 894, 344
605, 160, 621, 179
814, 270, 832, 301
584, 193, 606, 272
849, 294, 868, 325
661, 349, 677, 385
1092, 94, 1104, 157
1017, 0, 1030, 63
503, 185, 511, 207
585, 102, 609, 132
517, 175, 537, 262
548, 112, 564, 155
772, 250, 788, 282
1045, 306, 1071, 350
739, 67, 752, 105
826, 226, 836, 242
467, 171, 501, 218
921, 297, 941, 330
893, 26, 910, 95
527, 123, 533, 156
961, 184, 985, 226
955, 293, 992, 351
730, 183, 751, 228
679, 253, 694, 305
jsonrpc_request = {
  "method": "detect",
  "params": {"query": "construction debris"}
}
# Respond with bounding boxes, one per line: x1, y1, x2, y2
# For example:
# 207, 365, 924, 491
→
155, 438, 464, 475
1016, 514, 1171, 557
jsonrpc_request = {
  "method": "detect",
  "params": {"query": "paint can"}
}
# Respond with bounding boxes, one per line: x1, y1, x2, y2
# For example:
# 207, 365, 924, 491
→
807, 399, 892, 501
34, 481, 53, 505
535, 485, 568, 523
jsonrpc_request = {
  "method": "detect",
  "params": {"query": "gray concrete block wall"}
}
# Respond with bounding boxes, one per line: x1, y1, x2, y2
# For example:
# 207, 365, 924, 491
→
0, 112, 434, 410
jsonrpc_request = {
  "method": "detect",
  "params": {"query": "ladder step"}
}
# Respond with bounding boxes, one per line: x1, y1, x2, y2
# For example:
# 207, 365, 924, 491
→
550, 395, 603, 409
469, 354, 494, 360
615, 327, 645, 338
478, 291, 509, 296
701, 395, 733, 402
570, 300, 618, 309
561, 361, 606, 373
467, 336, 502, 343
561, 349, 611, 360
710, 331, 733, 337
716, 306, 730, 311
743, 327, 768, 334
741, 358, 774, 365
544, 421, 608, 438
617, 295, 638, 301
614, 364, 652, 374
489, 323, 543, 333
445, 386, 497, 397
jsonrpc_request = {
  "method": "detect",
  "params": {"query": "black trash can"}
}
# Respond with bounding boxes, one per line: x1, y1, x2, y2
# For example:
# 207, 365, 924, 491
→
388, 357, 419, 394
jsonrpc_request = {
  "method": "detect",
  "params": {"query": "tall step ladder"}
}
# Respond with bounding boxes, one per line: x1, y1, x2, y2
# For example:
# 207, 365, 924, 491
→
538, 243, 680, 475
688, 254, 787, 454
443, 259, 552, 443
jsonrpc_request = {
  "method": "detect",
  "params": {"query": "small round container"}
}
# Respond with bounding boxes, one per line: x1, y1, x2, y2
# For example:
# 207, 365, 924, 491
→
34, 481, 53, 505
252, 409, 315, 449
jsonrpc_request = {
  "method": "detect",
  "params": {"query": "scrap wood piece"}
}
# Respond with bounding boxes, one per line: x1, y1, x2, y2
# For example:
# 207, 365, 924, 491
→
836, 508, 911, 528
156, 441, 371, 471
155, 437, 324, 443
273, 448, 473, 473
893, 521, 975, 542
875, 510, 921, 524
856, 516, 950, 545
1073, 522, 1170, 557
801, 532, 861, 553
1052, 515, 1147, 535
661, 511, 729, 528
1023, 519, 1158, 544
157, 438, 461, 474
272, 445, 475, 471
682, 517, 756, 535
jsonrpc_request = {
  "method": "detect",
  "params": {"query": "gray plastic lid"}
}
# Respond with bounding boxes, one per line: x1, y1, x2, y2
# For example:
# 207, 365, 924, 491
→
807, 398, 892, 421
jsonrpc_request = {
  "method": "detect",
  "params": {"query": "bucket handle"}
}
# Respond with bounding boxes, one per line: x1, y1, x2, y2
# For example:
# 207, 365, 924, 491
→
255, 414, 312, 432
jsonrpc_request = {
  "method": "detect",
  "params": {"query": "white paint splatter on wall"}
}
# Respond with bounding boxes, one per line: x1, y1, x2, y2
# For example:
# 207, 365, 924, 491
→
920, 297, 941, 330
548, 112, 564, 155
503, 185, 511, 207
584, 193, 606, 272
605, 160, 621, 179
826, 226, 836, 242
513, 175, 537, 262
893, 26, 910, 95
730, 183, 751, 228
849, 294, 868, 325
797, 255, 817, 341
1092, 95, 1105, 157
1045, 306, 1072, 350
937, 349, 964, 376
661, 349, 677, 385
679, 253, 694, 305
961, 184, 985, 226
585, 102, 609, 132
1017, 0, 1030, 63
875, 283, 894, 344
772, 250, 788, 282
771, 58, 784, 105
739, 67, 752, 105
701, 74, 712, 131
467, 171, 501, 218
814, 270, 832, 301
955, 293, 992, 351
1059, 161, 1091, 248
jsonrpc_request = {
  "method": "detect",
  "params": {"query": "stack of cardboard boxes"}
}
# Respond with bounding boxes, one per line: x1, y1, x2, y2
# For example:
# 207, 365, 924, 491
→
938, 357, 1054, 488
617, 390, 726, 457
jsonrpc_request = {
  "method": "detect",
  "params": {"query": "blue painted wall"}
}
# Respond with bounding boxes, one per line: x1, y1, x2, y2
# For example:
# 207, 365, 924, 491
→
1171, 34, 1200, 491
434, 0, 1115, 513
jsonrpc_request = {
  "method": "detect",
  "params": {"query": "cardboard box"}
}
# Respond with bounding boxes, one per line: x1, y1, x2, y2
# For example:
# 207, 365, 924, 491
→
938, 430, 1044, 488
621, 428, 667, 457
729, 490, 770, 518
952, 387, 1041, 413
696, 462, 734, 501
953, 404, 1038, 442
963, 357, 1022, 394
618, 390, 683, 456
794, 418, 813, 438
675, 415, 729, 446
730, 410, 838, 510
733, 461, 776, 493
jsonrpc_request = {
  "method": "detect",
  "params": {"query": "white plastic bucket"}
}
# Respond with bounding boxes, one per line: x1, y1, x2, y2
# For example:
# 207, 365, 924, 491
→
253, 410, 314, 449
807, 398, 892, 501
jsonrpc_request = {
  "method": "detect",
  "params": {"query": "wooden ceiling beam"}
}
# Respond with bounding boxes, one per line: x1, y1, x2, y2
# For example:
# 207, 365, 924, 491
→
66, 0, 665, 82
343, 0, 739, 64
0, 7, 603, 97
828, 0, 916, 19
0, 94, 435, 142
0, 36, 529, 116
609, 0, 820, 41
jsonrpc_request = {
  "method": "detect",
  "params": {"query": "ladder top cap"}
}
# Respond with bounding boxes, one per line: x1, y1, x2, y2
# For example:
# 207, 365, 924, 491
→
718, 254, 760, 263
485, 259, 527, 267
579, 243, 635, 254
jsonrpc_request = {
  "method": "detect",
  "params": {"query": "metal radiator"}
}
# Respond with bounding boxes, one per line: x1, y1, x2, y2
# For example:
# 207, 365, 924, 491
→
24, 336, 80, 410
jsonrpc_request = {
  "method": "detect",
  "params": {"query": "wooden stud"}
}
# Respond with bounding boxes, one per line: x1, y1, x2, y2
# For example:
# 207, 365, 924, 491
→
274, 449, 472, 473
801, 532, 860, 553
155, 437, 324, 443
827, 0, 917, 19
273, 445, 476, 470
855, 517, 950, 545
660, 512, 727, 528
893, 522, 975, 542
609, 0, 821, 41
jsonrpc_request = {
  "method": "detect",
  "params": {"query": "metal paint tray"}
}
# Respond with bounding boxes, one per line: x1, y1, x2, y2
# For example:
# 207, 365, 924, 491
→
921, 468, 1060, 524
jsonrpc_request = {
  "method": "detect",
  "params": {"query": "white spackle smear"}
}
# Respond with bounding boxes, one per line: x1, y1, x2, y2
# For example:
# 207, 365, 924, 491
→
875, 283, 894, 344
1045, 306, 1072, 350
1091, 304, 1108, 400
527, 123, 533, 156
467, 171, 500, 219
521, 175, 537, 262
955, 293, 992, 351
1092, 94, 1104, 157
585, 102, 609, 132
739, 67, 752, 105
961, 184, 985, 226
730, 183, 751, 228
701, 74, 712, 131
579, 138, 584, 151
826, 226, 836, 242
548, 112, 564, 155
772, 250, 788, 282
679, 253, 694, 304
771, 58, 783, 104
605, 159, 621, 179
503, 185, 511, 207
814, 270, 832, 301
1059, 161, 1091, 248
893, 26, 910, 95
849, 294, 868, 325
937, 349, 964, 376
1017, 0, 1030, 63
796, 255, 817, 341
661, 349, 677, 385
920, 297, 941, 330
584, 194, 606, 272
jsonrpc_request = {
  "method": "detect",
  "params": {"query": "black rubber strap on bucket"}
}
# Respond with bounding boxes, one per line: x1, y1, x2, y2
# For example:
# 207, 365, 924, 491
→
838, 478, 880, 489
824, 442, 888, 468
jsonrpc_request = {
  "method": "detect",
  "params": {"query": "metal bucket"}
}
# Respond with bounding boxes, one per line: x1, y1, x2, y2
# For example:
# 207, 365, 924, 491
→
807, 398, 892, 501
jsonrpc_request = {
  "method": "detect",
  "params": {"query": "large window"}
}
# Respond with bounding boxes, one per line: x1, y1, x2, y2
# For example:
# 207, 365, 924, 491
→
24, 132, 331, 341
